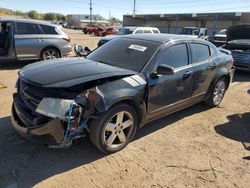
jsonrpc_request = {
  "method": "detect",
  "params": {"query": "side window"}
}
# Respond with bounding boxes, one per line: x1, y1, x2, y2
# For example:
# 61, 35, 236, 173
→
158, 43, 189, 68
153, 29, 160, 33
40, 24, 58, 35
190, 43, 210, 63
134, 29, 143, 34
144, 29, 152, 33
15, 22, 42, 34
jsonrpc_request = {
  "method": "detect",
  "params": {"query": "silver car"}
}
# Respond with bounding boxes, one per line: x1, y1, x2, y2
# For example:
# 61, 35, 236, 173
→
0, 18, 72, 62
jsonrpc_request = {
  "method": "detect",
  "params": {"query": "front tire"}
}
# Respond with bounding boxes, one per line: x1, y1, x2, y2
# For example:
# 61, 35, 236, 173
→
89, 103, 138, 154
205, 77, 227, 107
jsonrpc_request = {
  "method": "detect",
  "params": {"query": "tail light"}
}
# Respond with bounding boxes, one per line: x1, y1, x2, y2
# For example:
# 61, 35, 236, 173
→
63, 37, 71, 43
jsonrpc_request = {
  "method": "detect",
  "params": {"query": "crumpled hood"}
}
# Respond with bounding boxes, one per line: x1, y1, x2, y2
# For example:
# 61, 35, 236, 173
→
227, 24, 250, 42
19, 57, 136, 88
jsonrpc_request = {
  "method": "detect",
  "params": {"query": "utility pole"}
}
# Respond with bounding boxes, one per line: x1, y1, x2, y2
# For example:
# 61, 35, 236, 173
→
133, 0, 136, 17
90, 0, 93, 24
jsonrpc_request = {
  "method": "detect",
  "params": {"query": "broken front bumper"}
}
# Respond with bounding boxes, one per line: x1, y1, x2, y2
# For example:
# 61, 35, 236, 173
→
11, 94, 68, 147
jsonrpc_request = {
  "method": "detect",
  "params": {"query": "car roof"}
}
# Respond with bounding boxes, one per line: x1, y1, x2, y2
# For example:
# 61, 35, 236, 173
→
123, 26, 159, 30
0, 17, 57, 26
120, 33, 199, 44
183, 27, 198, 29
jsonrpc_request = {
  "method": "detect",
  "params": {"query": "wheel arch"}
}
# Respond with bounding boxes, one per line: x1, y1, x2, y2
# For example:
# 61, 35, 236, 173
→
211, 68, 231, 90
204, 68, 231, 101
107, 97, 146, 128
40, 46, 62, 58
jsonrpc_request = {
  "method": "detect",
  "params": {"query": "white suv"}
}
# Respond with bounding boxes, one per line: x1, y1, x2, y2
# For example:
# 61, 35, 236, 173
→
98, 26, 160, 47
120, 27, 160, 34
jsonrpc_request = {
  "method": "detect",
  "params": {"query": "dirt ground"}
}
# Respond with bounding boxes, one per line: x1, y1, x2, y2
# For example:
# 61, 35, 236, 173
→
0, 29, 250, 188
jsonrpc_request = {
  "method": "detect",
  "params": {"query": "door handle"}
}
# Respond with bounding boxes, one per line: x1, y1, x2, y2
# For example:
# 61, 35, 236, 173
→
183, 71, 192, 79
38, 39, 44, 42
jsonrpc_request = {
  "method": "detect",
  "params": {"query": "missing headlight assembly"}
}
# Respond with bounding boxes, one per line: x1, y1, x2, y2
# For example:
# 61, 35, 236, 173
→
12, 83, 108, 148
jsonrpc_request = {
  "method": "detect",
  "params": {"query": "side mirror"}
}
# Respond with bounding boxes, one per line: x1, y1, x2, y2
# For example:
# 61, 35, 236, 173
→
156, 64, 174, 76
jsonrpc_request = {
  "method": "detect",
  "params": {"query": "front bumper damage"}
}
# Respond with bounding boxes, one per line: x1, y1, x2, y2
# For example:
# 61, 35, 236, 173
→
11, 87, 106, 148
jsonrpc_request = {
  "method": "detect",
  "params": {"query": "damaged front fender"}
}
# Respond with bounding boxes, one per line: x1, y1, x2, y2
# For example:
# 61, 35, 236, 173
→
75, 74, 148, 126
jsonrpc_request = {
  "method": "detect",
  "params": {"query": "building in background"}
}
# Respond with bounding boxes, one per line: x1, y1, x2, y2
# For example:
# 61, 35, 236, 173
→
123, 12, 250, 38
67, 14, 109, 27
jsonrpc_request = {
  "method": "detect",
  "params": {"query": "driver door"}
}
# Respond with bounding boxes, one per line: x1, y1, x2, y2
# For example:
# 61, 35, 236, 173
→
147, 42, 194, 119
0, 21, 16, 61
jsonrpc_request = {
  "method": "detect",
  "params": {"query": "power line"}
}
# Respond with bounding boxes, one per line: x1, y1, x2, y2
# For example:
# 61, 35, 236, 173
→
89, 0, 93, 23
136, 0, 198, 5
133, 0, 136, 17
136, 1, 250, 10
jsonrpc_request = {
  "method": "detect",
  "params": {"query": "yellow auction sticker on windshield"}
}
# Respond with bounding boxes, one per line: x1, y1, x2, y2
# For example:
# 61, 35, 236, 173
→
0, 84, 7, 89
128, 44, 147, 52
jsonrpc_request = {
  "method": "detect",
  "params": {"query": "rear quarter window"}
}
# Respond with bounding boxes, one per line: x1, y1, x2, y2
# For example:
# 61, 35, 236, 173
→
190, 43, 210, 63
40, 24, 58, 35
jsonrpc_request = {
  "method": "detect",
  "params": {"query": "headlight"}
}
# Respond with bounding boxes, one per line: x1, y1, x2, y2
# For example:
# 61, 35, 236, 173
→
36, 98, 76, 120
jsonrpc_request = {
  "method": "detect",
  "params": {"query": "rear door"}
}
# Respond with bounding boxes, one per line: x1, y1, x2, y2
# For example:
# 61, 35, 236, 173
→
14, 22, 43, 60
147, 42, 194, 118
189, 42, 217, 96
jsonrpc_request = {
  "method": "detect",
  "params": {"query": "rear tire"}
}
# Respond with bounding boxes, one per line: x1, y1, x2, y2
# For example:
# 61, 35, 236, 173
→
40, 47, 60, 61
205, 77, 227, 107
89, 103, 138, 154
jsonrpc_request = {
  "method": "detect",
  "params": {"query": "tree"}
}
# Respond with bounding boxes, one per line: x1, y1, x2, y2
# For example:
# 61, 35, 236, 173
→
14, 10, 28, 18
28, 10, 40, 19
56, 14, 66, 21
44, 13, 57, 21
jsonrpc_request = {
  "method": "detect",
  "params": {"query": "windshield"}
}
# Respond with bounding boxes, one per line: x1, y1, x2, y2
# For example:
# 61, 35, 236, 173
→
216, 29, 226, 35
117, 28, 134, 35
87, 38, 160, 72
181, 28, 198, 35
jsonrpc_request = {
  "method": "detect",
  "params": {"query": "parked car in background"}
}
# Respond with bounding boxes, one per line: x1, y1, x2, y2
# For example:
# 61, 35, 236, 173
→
12, 34, 234, 153
0, 18, 72, 62
223, 24, 250, 71
181, 27, 209, 40
82, 24, 102, 34
94, 27, 118, 36
97, 26, 160, 47
213, 29, 227, 46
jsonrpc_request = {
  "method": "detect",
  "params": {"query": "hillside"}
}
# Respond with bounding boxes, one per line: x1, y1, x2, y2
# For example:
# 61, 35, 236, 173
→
0, 7, 15, 16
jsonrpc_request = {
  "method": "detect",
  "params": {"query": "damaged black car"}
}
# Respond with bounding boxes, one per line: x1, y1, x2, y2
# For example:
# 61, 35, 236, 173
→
12, 34, 235, 153
223, 24, 250, 71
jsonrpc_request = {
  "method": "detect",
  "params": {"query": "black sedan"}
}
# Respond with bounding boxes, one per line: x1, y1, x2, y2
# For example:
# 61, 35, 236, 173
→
12, 34, 235, 153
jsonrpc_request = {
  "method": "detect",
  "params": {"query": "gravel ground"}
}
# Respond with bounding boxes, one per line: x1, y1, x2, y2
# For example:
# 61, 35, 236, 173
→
0, 29, 250, 188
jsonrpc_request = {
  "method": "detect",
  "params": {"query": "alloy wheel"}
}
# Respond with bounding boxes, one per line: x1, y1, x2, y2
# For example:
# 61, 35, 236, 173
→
104, 111, 134, 149
43, 49, 58, 60
213, 80, 226, 105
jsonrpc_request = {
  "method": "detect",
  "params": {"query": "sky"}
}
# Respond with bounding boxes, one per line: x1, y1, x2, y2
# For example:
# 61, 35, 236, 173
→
1, 0, 250, 19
